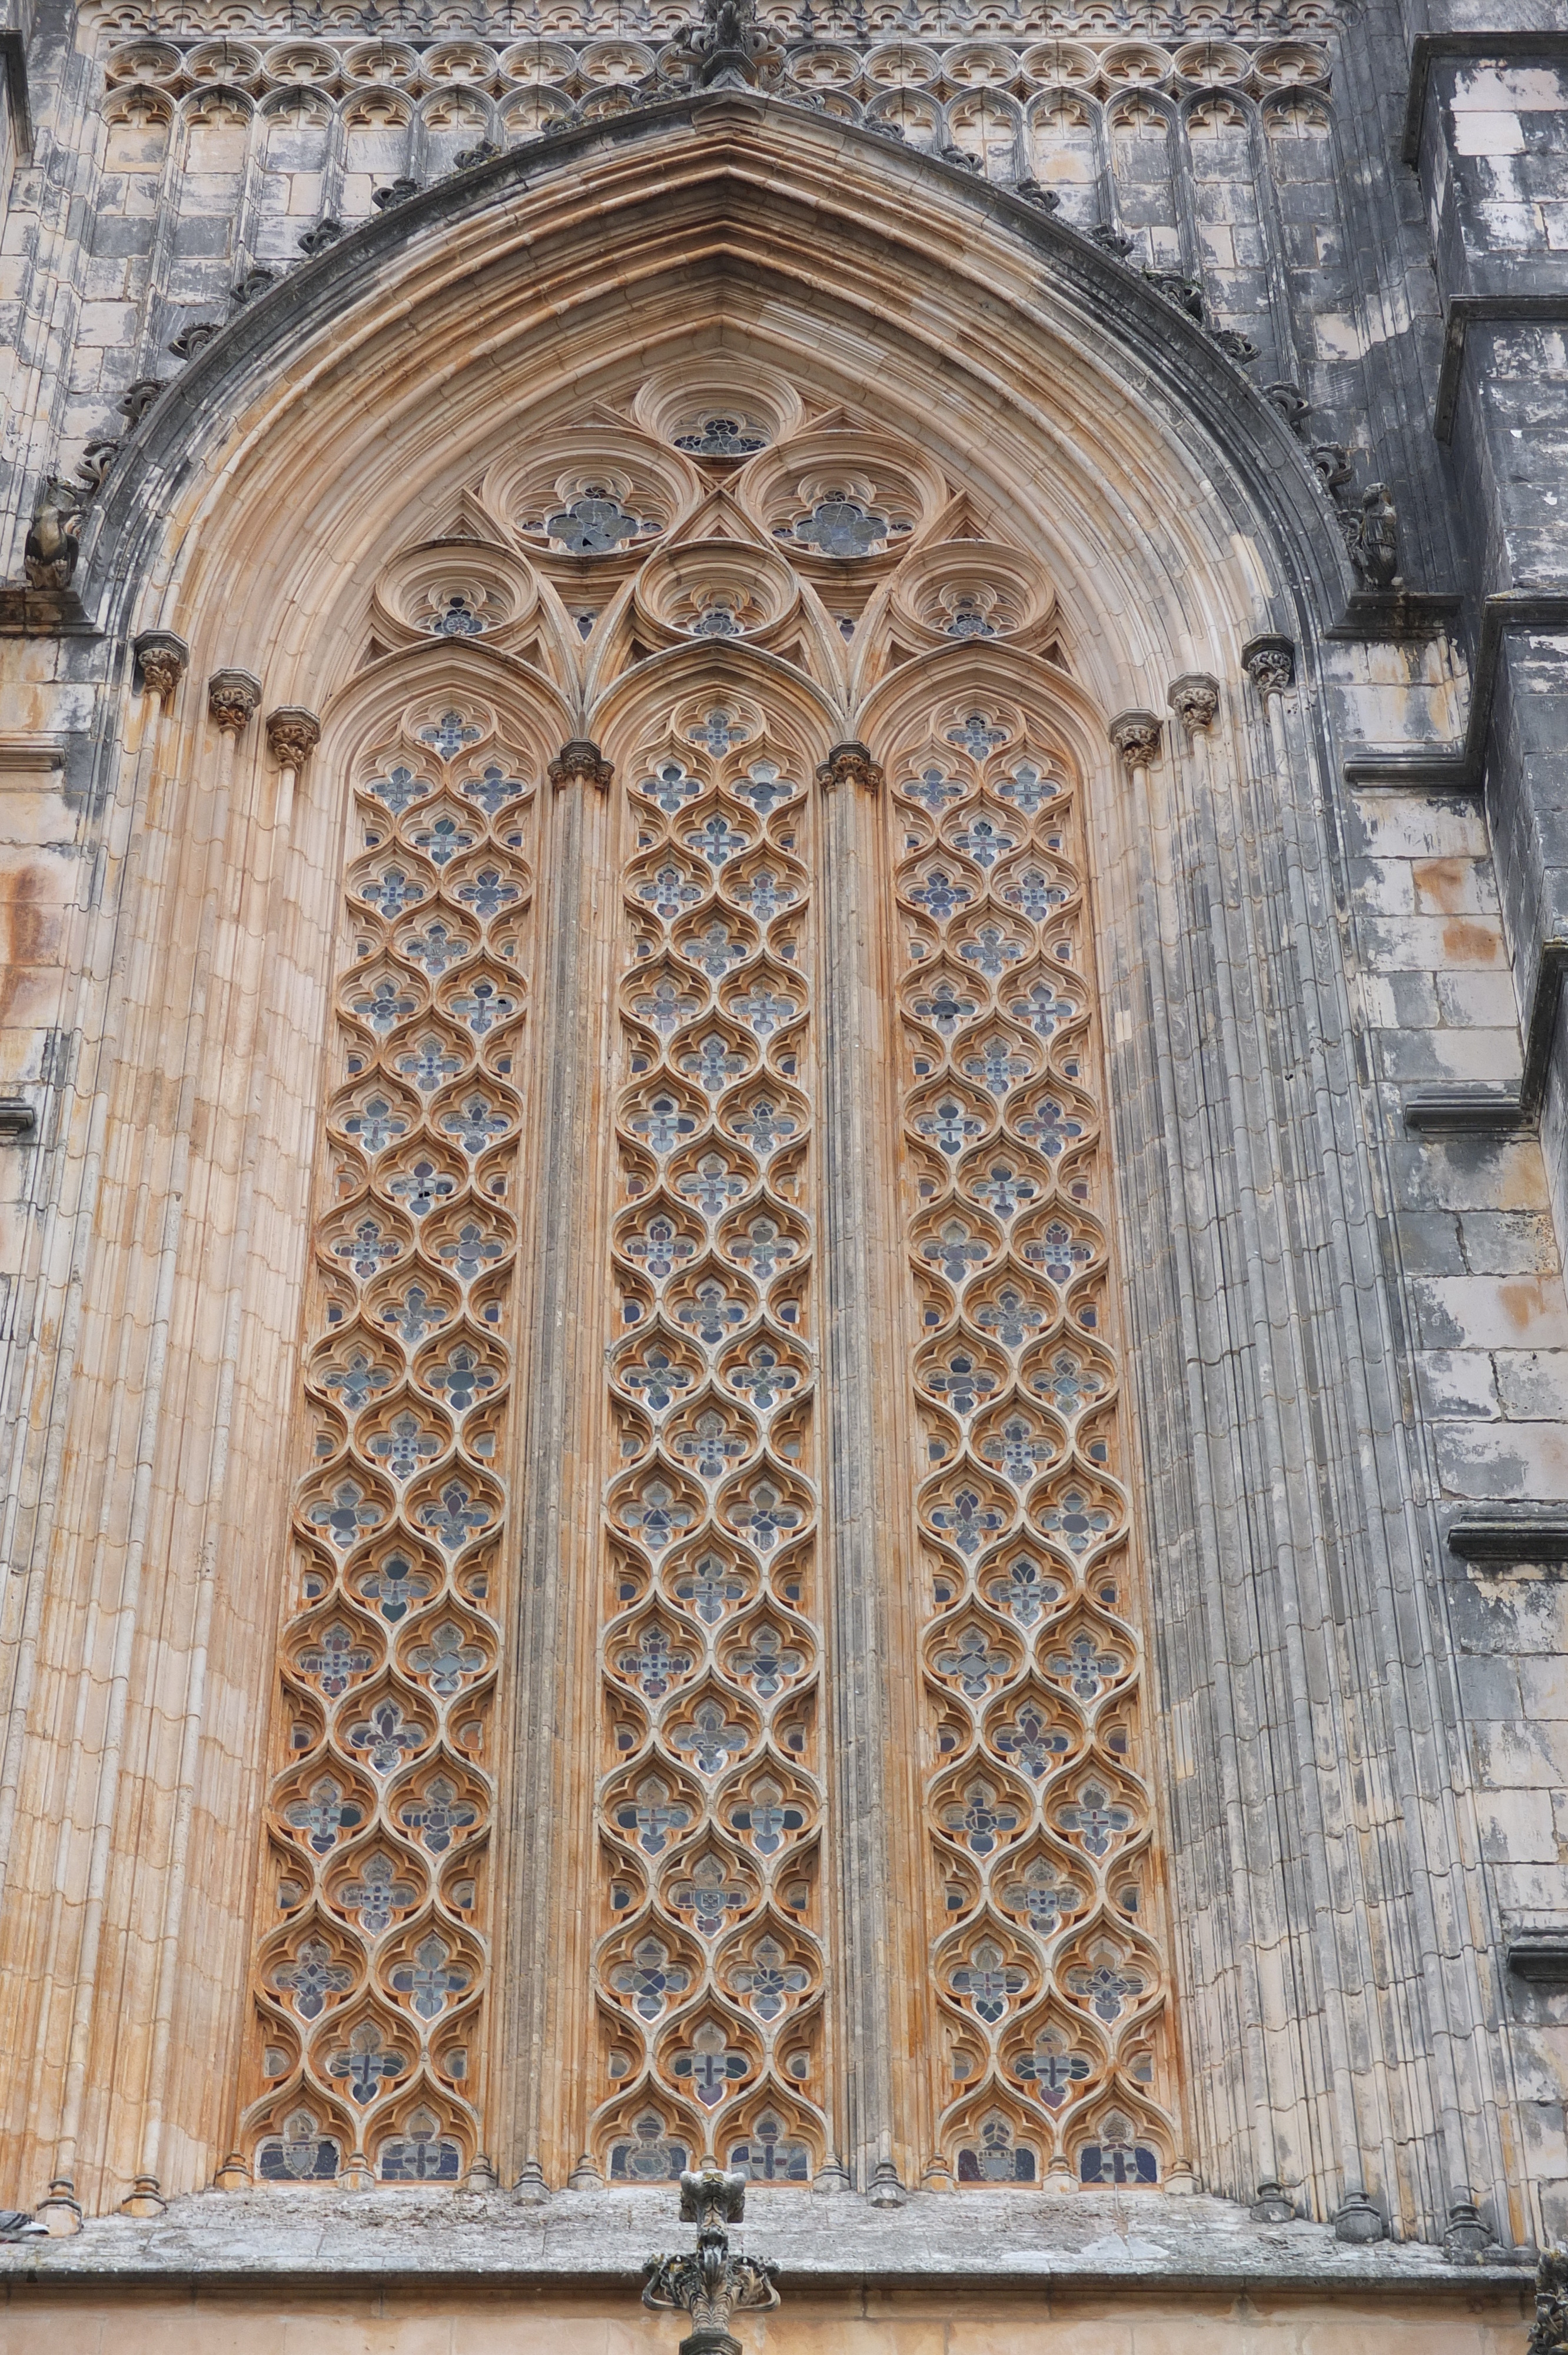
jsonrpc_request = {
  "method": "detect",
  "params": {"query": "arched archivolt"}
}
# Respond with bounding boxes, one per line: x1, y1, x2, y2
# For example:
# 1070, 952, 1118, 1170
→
32, 92, 1446, 2223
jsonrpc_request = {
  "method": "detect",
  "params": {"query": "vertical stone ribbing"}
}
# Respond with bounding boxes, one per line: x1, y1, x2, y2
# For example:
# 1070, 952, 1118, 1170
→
816, 741, 904, 2194
496, 738, 616, 2188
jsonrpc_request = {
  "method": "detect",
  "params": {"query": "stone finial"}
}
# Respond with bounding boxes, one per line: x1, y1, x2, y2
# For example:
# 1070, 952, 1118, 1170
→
134, 629, 189, 708
1108, 710, 1162, 771
1331, 2191, 1386, 2244
549, 739, 613, 792
1167, 674, 1220, 737
266, 706, 321, 769
1241, 635, 1295, 701
208, 669, 262, 735
816, 741, 882, 794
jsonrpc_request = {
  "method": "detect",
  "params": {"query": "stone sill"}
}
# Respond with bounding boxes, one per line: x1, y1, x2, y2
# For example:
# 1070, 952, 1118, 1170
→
0, 2189, 1532, 2295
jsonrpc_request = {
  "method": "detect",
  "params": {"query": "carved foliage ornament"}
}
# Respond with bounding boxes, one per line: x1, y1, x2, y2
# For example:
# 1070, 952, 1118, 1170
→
208, 668, 263, 735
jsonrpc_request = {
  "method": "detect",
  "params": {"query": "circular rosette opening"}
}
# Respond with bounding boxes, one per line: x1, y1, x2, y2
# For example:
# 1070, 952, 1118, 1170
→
368, 540, 539, 648
720, 847, 804, 937
663, 1395, 760, 1487
632, 542, 801, 648
715, 1202, 808, 1296
633, 359, 803, 457
327, 1073, 422, 1171
672, 903, 761, 982
952, 1021, 1042, 1103
747, 427, 944, 564
716, 1464, 812, 1564
411, 1322, 508, 1424
481, 432, 693, 564
890, 539, 1057, 648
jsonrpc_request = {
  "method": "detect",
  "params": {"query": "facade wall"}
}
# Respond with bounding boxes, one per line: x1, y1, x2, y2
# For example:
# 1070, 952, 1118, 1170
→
0, 0, 1564, 2280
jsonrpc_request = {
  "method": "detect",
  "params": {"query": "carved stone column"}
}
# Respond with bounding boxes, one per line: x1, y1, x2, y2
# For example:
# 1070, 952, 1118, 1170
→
497, 736, 618, 2185
811, 738, 912, 2198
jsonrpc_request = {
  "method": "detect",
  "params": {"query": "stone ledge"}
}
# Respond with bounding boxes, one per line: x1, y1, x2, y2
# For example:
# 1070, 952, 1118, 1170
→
1403, 1089, 1531, 1137
0, 2188, 1532, 2292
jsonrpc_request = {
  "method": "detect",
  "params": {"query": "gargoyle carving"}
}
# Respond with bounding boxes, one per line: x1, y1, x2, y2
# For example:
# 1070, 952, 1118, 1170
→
24, 477, 82, 589
1343, 480, 1399, 589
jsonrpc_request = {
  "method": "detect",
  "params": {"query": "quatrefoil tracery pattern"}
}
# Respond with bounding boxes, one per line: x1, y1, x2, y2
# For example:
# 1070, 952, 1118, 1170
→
593, 706, 827, 2185
893, 711, 1174, 2188
241, 708, 534, 2187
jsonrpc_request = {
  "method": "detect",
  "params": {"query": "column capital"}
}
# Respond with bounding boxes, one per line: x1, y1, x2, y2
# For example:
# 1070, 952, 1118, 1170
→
207, 668, 262, 735
1108, 709, 1162, 770
265, 706, 321, 768
549, 738, 613, 791
816, 741, 882, 794
1241, 634, 1295, 700
132, 630, 189, 708
1167, 673, 1221, 737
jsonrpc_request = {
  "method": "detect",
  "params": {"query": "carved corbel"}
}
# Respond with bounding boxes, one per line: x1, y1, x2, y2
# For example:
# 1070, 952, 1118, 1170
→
815, 740, 882, 794
207, 668, 262, 736
265, 706, 321, 770
1167, 673, 1220, 738
1108, 710, 1162, 772
549, 738, 614, 792
643, 2167, 780, 2355
133, 629, 189, 709
1241, 634, 1295, 702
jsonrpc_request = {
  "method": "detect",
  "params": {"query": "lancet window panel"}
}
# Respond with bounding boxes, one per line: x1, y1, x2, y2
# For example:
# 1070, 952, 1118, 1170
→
591, 686, 828, 2187
884, 689, 1179, 2190
238, 691, 539, 2188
